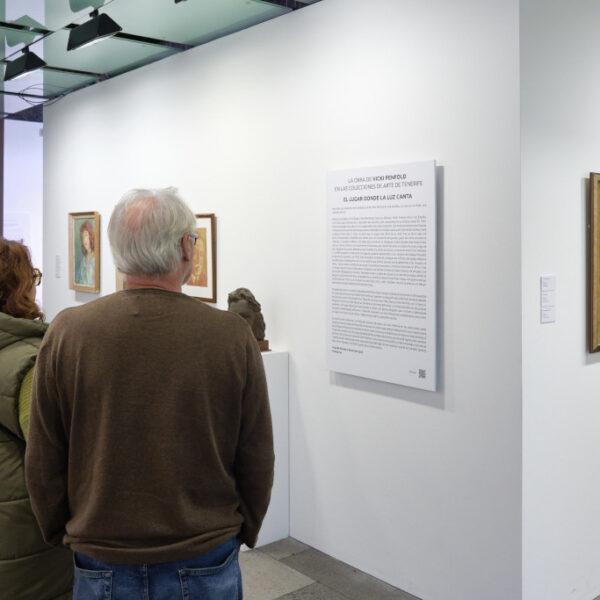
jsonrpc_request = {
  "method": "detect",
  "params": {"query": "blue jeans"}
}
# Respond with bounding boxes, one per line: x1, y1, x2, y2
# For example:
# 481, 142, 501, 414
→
73, 536, 242, 600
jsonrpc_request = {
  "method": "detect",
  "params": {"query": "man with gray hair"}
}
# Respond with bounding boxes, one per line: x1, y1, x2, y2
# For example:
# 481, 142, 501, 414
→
25, 188, 274, 599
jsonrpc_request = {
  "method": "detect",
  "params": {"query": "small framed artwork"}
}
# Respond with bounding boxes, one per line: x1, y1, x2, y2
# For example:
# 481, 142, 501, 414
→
589, 174, 600, 352
115, 270, 125, 291
182, 213, 216, 303
69, 212, 100, 293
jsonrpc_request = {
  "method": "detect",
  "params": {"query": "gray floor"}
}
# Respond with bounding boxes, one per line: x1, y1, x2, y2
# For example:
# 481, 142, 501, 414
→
240, 538, 420, 600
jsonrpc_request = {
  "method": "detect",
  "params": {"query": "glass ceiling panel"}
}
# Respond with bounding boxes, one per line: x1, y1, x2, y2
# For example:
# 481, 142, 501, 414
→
39, 28, 178, 79
43, 0, 115, 30
0, 1, 117, 61
0, 18, 46, 60
0, 0, 319, 120
0, 54, 97, 104
0, 0, 290, 49
2, 0, 115, 33
102, 0, 290, 46
0, 0, 294, 63
1, 66, 97, 97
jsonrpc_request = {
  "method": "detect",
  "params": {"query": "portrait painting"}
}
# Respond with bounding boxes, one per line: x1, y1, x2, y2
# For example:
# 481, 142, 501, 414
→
69, 211, 100, 293
182, 214, 216, 303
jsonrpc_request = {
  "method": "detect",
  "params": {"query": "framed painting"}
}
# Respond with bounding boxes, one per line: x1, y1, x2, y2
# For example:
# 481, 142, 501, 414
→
589, 173, 600, 352
182, 214, 216, 303
115, 270, 125, 291
69, 211, 100, 293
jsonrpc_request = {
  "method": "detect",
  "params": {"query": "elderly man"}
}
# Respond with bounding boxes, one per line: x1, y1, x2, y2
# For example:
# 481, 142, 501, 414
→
25, 188, 274, 599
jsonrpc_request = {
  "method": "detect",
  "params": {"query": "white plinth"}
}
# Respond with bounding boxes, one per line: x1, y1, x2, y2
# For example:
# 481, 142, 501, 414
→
254, 350, 289, 548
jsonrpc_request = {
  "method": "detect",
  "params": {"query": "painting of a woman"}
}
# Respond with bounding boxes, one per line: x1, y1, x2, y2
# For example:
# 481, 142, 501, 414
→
69, 212, 99, 292
77, 220, 95, 286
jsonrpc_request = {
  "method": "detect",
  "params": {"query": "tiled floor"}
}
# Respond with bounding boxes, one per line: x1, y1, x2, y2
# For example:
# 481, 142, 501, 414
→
240, 538, 420, 600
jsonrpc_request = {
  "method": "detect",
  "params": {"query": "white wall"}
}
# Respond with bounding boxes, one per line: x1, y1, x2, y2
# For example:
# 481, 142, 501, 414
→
4, 120, 44, 305
42, 1, 522, 599
521, 1, 600, 599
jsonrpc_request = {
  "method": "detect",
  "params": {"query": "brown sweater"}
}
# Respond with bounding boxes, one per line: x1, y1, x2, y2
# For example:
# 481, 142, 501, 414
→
25, 289, 274, 564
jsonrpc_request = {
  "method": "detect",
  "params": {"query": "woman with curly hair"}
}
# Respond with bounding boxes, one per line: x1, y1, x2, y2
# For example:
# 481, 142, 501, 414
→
77, 220, 95, 287
0, 238, 73, 599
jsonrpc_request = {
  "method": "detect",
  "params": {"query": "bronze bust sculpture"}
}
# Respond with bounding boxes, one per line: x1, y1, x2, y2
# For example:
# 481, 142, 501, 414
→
227, 288, 269, 350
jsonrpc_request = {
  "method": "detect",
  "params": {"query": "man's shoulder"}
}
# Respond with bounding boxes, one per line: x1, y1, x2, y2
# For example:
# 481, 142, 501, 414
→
52, 292, 122, 322
170, 294, 253, 340
189, 296, 252, 334
50, 290, 249, 333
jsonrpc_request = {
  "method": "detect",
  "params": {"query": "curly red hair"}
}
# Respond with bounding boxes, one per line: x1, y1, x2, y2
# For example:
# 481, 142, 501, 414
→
0, 237, 44, 321
79, 220, 95, 255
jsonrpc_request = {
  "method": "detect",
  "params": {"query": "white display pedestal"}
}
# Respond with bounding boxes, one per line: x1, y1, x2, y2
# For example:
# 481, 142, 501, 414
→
253, 350, 289, 548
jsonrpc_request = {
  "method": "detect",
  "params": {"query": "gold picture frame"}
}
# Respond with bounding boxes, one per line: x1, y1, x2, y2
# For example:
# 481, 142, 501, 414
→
589, 173, 600, 351
182, 214, 216, 303
115, 270, 125, 291
69, 211, 100, 293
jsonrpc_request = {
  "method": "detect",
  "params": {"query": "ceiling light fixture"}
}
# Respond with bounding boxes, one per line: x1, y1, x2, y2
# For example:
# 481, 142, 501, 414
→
4, 46, 46, 82
67, 9, 122, 51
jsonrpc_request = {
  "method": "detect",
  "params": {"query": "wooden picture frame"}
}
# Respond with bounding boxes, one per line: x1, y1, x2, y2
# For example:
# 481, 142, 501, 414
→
69, 211, 100, 293
182, 214, 216, 303
589, 173, 600, 352
115, 270, 125, 291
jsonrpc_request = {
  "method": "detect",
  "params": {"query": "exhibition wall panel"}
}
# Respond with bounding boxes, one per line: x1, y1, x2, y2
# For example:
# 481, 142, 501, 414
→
521, 1, 600, 599
4, 121, 44, 302
42, 1, 521, 598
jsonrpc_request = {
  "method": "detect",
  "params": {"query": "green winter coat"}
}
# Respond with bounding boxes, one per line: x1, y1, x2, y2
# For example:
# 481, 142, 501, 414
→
0, 312, 73, 600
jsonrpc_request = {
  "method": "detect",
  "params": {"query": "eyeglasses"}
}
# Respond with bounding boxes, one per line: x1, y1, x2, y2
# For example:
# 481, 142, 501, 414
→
32, 268, 42, 286
188, 232, 198, 246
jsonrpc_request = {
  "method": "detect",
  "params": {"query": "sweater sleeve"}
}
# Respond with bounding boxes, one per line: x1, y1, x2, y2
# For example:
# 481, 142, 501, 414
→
24, 329, 70, 547
235, 332, 275, 548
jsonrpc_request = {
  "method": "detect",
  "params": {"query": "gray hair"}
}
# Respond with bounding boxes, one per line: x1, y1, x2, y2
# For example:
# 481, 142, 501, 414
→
108, 187, 196, 276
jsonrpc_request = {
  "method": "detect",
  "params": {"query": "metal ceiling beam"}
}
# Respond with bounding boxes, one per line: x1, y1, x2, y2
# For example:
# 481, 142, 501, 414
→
254, 0, 311, 9
0, 89, 50, 100
114, 31, 192, 51
0, 58, 105, 82
63, 23, 193, 52
42, 65, 104, 79
0, 20, 192, 58
0, 20, 50, 36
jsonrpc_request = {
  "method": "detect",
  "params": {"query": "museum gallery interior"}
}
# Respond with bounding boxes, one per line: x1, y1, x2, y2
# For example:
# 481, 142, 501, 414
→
4, 1, 600, 599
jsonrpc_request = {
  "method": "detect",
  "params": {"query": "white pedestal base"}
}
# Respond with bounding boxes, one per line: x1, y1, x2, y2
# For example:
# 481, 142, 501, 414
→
251, 350, 289, 548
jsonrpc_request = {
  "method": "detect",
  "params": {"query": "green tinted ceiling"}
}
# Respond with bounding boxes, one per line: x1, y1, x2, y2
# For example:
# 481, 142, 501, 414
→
0, 0, 317, 121
99, 0, 291, 46
41, 29, 178, 77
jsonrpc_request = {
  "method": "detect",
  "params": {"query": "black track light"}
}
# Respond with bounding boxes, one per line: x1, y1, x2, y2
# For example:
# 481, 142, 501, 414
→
67, 10, 122, 52
4, 47, 46, 82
